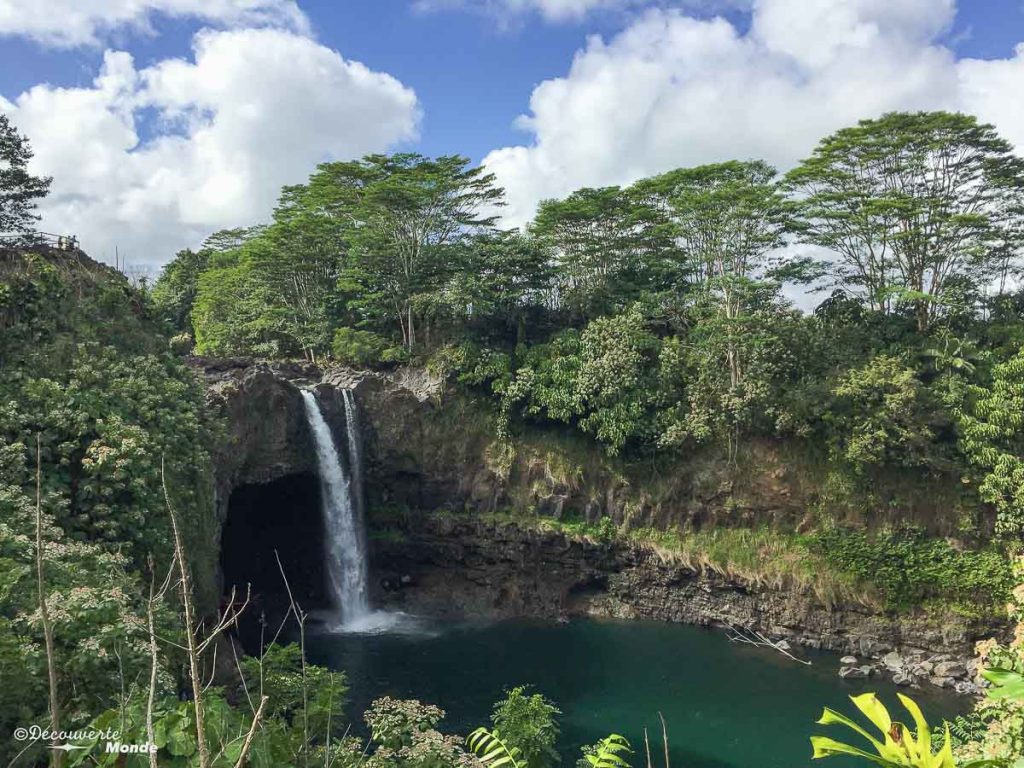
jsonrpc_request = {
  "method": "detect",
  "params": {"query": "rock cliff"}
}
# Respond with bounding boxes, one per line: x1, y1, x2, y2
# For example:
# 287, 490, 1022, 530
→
199, 360, 1004, 691
371, 515, 993, 692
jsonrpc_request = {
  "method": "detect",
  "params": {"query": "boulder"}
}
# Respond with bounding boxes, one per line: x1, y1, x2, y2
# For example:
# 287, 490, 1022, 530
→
840, 655, 859, 665
933, 661, 967, 678
881, 651, 905, 670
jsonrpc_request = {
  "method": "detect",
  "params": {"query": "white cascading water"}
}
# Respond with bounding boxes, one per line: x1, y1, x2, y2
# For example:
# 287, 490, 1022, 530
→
341, 389, 364, 527
300, 389, 369, 628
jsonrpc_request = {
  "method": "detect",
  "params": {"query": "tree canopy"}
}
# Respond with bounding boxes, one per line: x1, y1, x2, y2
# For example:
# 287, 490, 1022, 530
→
0, 114, 51, 235
786, 111, 1024, 330
156, 109, 1024, 513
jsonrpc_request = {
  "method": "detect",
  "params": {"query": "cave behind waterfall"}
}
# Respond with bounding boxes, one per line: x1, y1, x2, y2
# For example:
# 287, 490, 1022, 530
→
220, 471, 330, 629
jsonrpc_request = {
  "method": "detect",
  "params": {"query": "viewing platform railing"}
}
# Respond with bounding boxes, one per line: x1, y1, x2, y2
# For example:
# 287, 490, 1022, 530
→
0, 231, 79, 250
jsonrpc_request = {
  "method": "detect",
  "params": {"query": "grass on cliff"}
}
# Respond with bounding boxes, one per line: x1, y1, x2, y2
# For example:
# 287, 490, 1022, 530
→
404, 508, 1013, 618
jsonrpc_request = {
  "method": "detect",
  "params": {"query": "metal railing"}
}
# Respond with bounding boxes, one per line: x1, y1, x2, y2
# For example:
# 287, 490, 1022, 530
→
0, 231, 79, 250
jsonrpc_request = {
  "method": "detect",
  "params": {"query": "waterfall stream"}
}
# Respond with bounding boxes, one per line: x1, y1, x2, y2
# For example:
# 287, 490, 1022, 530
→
300, 389, 369, 628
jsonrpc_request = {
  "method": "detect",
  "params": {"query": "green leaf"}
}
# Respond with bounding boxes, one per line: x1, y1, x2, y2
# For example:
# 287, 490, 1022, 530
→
810, 736, 898, 766
981, 667, 1024, 701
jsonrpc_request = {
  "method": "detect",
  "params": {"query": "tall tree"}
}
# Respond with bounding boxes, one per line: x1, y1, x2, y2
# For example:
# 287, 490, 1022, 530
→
0, 115, 52, 235
334, 154, 505, 352
654, 161, 788, 388
247, 190, 348, 361
450, 231, 555, 345
150, 248, 212, 335
530, 185, 670, 321
786, 111, 1024, 330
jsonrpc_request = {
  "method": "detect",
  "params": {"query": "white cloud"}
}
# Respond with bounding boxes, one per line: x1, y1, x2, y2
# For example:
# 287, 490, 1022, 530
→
2, 28, 420, 267
416, 0, 634, 23
0, 0, 308, 48
483, 0, 1024, 227
416, 0, 746, 24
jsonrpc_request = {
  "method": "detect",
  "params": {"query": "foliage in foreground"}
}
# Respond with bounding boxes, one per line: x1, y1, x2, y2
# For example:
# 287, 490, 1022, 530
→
812, 693, 958, 768
954, 558, 1024, 765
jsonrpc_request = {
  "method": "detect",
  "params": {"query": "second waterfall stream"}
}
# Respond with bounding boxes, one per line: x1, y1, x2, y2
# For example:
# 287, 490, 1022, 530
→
300, 388, 370, 630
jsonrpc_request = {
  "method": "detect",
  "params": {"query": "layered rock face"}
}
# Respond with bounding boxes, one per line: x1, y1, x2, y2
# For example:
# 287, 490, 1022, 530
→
370, 515, 991, 692
200, 360, 1002, 690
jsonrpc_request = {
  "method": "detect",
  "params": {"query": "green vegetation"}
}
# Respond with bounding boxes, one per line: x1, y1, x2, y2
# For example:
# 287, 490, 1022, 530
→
0, 114, 51, 236
4, 108, 1024, 766
811, 692, 958, 768
154, 112, 1024, 553
807, 527, 1013, 614
489, 686, 562, 768
0, 248, 217, 765
952, 558, 1024, 765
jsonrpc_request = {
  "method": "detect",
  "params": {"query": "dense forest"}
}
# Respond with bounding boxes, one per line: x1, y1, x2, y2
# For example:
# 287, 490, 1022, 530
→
2, 105, 1024, 766
156, 112, 1024, 534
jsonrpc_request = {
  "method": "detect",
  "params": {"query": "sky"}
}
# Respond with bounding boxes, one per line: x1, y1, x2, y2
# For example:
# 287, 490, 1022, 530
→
1, 0, 1023, 271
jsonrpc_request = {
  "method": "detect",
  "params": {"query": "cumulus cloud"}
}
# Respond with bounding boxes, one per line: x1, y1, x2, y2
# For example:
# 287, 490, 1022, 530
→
416, 0, 745, 24
0, 0, 309, 48
1, 28, 420, 267
483, 0, 1024, 227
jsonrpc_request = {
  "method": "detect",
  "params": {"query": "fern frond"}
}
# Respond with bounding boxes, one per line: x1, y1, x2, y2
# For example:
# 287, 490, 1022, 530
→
587, 734, 632, 768
467, 727, 522, 768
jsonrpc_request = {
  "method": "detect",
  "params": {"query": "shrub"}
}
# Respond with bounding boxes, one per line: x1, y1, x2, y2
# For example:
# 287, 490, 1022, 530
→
331, 327, 390, 366
491, 686, 562, 768
826, 355, 936, 470
806, 526, 1013, 612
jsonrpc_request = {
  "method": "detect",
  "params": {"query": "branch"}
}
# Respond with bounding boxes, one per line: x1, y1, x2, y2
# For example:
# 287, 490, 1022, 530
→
724, 621, 811, 665
234, 696, 269, 768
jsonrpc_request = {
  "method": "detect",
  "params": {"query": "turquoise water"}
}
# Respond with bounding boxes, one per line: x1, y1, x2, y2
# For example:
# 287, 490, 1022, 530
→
305, 617, 966, 768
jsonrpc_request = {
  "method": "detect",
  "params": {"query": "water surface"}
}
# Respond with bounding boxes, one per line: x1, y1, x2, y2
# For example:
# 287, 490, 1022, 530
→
305, 617, 966, 768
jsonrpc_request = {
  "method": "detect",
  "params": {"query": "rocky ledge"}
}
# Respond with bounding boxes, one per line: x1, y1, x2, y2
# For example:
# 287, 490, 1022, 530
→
372, 515, 998, 695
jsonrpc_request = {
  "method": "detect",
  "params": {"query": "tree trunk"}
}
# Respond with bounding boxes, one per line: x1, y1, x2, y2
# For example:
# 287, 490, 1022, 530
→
35, 438, 62, 768
163, 463, 211, 768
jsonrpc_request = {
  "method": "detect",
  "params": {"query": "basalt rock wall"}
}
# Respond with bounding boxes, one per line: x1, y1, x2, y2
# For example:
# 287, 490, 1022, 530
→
199, 360, 1004, 690
371, 515, 1000, 692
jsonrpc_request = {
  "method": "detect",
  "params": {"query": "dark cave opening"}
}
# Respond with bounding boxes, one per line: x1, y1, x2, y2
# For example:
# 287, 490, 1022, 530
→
220, 472, 330, 641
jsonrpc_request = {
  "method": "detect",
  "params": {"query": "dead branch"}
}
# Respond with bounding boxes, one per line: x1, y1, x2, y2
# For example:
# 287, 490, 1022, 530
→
724, 621, 811, 665
658, 712, 669, 768
35, 435, 62, 768
163, 458, 211, 768
274, 550, 310, 767
234, 696, 269, 768
197, 583, 252, 655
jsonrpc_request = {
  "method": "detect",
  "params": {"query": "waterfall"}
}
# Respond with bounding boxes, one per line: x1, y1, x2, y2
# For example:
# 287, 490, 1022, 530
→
341, 390, 364, 528
300, 389, 369, 626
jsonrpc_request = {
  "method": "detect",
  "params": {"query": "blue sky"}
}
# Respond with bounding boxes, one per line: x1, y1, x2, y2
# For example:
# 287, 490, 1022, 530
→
1, 0, 1023, 266
3, 1, 1020, 162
